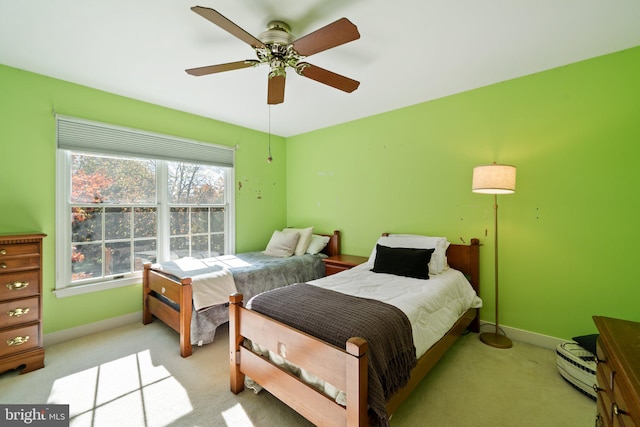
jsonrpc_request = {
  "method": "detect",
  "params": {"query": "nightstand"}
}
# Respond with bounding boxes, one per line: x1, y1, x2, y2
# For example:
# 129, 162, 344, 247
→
322, 254, 368, 276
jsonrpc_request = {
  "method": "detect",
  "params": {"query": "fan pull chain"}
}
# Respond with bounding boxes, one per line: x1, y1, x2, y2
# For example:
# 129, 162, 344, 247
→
267, 105, 273, 163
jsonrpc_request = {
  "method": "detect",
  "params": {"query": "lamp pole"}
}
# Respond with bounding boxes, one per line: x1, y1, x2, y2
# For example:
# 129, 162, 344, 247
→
479, 193, 512, 348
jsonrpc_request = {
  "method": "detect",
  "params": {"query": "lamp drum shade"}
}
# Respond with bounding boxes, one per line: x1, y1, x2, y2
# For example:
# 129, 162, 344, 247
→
472, 164, 516, 194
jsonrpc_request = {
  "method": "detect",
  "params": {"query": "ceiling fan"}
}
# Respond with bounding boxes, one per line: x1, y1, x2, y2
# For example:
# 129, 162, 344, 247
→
185, 6, 361, 105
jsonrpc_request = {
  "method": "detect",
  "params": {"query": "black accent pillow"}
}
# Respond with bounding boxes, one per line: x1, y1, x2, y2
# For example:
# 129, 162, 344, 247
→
371, 244, 435, 279
572, 334, 599, 354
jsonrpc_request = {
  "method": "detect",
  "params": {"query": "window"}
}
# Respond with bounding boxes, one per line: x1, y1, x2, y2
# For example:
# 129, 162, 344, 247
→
56, 116, 234, 297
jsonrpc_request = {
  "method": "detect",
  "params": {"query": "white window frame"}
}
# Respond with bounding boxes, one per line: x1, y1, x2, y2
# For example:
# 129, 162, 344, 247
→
54, 116, 235, 298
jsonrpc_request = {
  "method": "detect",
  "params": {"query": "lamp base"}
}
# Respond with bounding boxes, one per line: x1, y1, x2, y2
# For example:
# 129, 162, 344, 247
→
479, 332, 512, 349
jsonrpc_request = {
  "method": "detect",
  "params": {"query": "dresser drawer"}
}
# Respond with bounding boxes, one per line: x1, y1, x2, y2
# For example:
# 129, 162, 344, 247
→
0, 243, 41, 258
0, 270, 40, 300
0, 323, 39, 358
0, 255, 41, 272
0, 297, 39, 328
597, 343, 614, 387
597, 389, 613, 426
613, 380, 638, 427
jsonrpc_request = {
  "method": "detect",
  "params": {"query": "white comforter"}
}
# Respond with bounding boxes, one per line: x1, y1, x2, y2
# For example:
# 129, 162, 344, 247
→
308, 263, 483, 358
245, 264, 482, 401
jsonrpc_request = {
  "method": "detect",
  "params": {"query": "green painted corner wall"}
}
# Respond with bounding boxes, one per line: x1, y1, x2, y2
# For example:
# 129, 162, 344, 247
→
286, 46, 640, 341
3, 45, 639, 341
0, 64, 287, 333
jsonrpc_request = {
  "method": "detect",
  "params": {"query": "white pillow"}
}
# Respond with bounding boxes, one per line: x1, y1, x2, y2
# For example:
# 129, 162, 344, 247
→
368, 234, 450, 274
282, 227, 314, 256
306, 234, 330, 254
264, 230, 300, 258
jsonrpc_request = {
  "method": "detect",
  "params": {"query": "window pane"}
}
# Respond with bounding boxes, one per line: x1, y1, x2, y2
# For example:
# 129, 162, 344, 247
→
170, 207, 189, 236
191, 208, 209, 234
192, 236, 208, 258
71, 243, 102, 281
72, 207, 102, 242
71, 153, 156, 204
170, 236, 189, 259
105, 207, 131, 240
211, 208, 225, 232
105, 242, 131, 275
211, 234, 224, 256
134, 240, 157, 269
134, 207, 156, 238
168, 162, 225, 204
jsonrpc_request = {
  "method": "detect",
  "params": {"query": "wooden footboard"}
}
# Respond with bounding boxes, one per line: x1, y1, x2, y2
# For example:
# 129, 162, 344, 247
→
229, 294, 477, 427
228, 238, 481, 426
143, 263, 194, 357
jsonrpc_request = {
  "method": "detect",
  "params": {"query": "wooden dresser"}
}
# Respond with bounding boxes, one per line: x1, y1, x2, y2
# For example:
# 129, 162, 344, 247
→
593, 315, 640, 427
0, 233, 46, 375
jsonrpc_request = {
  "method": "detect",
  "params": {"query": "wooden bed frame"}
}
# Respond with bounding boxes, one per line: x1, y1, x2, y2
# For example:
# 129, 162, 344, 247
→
142, 230, 341, 357
229, 237, 480, 427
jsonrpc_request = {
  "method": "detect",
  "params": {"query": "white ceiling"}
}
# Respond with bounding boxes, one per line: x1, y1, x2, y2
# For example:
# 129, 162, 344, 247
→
1, 1, 639, 137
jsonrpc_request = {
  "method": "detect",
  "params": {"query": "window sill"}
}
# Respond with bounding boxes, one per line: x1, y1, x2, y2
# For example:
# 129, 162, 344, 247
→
54, 275, 141, 298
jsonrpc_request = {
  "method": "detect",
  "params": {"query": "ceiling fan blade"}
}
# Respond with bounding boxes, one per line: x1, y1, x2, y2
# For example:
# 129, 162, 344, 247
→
267, 74, 286, 105
191, 6, 266, 49
185, 60, 260, 76
297, 63, 360, 93
292, 18, 360, 57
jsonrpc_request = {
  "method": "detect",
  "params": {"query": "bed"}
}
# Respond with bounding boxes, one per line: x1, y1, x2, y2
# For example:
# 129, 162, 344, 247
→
143, 229, 341, 357
229, 234, 481, 427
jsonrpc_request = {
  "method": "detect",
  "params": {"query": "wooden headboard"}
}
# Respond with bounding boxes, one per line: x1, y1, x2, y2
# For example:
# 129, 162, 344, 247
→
319, 230, 341, 257
446, 238, 480, 294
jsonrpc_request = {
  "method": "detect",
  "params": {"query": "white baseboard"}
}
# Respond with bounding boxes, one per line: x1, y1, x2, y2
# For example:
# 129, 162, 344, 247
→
44, 311, 142, 347
479, 321, 565, 350
43, 312, 564, 351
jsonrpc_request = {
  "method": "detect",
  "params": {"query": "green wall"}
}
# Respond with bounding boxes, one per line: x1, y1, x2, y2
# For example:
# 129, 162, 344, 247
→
3, 45, 639, 341
286, 46, 640, 340
0, 64, 287, 333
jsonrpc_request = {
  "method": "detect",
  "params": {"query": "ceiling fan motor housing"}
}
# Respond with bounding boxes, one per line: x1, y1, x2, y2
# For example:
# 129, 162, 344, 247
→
257, 21, 301, 78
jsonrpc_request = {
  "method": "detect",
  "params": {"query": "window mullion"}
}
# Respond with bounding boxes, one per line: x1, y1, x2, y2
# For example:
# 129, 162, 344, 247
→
157, 160, 170, 262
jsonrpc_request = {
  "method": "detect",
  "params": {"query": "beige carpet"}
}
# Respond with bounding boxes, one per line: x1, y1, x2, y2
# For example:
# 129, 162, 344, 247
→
0, 321, 595, 426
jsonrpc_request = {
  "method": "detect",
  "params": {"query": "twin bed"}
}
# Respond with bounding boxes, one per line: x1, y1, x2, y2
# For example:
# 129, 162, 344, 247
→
230, 235, 481, 426
143, 231, 481, 426
142, 230, 340, 357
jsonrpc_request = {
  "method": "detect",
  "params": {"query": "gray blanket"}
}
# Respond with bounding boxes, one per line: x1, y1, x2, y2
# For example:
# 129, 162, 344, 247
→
156, 252, 326, 345
248, 283, 417, 427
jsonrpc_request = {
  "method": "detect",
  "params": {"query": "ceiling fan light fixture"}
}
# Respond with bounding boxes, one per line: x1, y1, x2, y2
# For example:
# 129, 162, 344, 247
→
258, 21, 295, 45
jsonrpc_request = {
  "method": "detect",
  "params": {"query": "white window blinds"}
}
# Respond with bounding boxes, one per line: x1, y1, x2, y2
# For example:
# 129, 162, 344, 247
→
57, 115, 234, 167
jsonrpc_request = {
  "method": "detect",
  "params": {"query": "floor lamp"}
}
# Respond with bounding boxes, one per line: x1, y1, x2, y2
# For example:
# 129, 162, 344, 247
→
472, 163, 516, 349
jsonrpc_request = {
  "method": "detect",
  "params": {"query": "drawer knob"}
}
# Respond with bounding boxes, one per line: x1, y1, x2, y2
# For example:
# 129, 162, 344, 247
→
613, 403, 627, 416
1, 263, 6, 269
8, 308, 30, 317
0, 249, 6, 255
592, 384, 602, 393
594, 355, 606, 364
7, 336, 29, 346
6, 281, 29, 291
